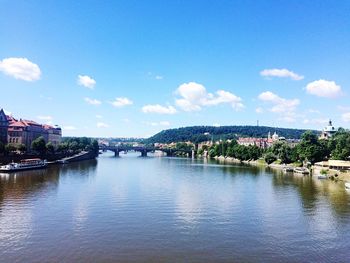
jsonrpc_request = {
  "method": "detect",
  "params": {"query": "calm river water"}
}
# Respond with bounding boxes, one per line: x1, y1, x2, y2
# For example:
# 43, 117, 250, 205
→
0, 152, 350, 262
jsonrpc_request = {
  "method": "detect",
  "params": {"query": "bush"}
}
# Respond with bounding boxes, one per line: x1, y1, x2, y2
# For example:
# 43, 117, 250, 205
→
264, 152, 277, 165
320, 169, 328, 175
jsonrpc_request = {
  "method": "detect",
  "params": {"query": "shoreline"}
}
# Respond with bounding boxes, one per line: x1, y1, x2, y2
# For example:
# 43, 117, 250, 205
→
210, 155, 350, 183
0, 150, 97, 165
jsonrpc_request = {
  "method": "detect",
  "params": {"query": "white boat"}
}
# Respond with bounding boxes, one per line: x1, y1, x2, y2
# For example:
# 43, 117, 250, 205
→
293, 167, 310, 174
283, 167, 294, 173
317, 174, 327, 179
345, 182, 350, 189
0, 159, 47, 172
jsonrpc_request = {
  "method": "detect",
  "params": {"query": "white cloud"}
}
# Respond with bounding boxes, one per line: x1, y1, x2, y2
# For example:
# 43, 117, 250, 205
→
110, 97, 133, 107
0, 57, 41, 81
95, 114, 103, 119
97, 122, 109, 128
143, 121, 170, 126
342, 113, 350, 123
260, 68, 304, 80
63, 126, 77, 131
279, 116, 297, 123
258, 91, 300, 113
337, 105, 350, 112
155, 75, 163, 80
122, 118, 130, 123
308, 109, 320, 114
175, 82, 244, 112
142, 104, 177, 114
160, 121, 170, 126
77, 75, 96, 89
84, 97, 101, 105
305, 79, 341, 98
213, 123, 220, 127
303, 118, 329, 125
37, 115, 52, 121
255, 107, 264, 114
36, 115, 53, 125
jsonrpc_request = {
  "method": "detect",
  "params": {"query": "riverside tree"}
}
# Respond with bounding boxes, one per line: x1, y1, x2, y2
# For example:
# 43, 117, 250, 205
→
296, 131, 326, 164
264, 152, 277, 165
31, 136, 47, 155
330, 130, 350, 160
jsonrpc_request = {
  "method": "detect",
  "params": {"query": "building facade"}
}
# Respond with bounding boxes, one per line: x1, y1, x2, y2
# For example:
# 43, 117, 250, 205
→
237, 131, 300, 149
1, 108, 62, 150
320, 120, 336, 139
0, 109, 9, 145
44, 125, 62, 147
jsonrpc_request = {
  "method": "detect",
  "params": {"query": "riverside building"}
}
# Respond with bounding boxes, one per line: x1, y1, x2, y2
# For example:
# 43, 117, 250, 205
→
0, 108, 62, 150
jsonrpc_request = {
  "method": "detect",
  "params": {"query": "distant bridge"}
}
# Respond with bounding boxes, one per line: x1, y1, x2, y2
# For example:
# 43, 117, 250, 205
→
99, 145, 196, 157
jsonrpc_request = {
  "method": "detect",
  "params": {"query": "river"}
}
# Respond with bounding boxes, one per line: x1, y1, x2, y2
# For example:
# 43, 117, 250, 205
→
0, 152, 350, 262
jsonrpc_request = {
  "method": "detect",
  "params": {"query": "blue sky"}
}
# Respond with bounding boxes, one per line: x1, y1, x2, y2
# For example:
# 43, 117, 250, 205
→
1, 0, 350, 137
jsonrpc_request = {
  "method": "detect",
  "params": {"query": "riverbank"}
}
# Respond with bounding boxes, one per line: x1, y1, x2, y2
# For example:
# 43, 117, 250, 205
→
212, 155, 350, 182
0, 150, 97, 165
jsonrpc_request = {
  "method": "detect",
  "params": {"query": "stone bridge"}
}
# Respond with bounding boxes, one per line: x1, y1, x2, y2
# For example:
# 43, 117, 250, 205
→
99, 145, 196, 157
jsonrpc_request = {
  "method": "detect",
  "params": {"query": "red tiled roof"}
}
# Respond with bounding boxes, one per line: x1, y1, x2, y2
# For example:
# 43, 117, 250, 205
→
21, 119, 40, 125
9, 121, 27, 128
43, 124, 54, 129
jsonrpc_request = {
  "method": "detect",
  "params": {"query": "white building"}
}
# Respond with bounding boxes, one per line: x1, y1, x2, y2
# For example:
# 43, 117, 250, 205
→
320, 120, 336, 139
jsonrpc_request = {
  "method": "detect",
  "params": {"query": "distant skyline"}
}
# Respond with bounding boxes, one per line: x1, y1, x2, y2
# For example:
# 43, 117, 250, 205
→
1, 0, 350, 137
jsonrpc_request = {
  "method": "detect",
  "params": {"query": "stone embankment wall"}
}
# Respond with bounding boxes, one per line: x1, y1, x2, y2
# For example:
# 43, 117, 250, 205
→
63, 151, 97, 163
0, 151, 97, 165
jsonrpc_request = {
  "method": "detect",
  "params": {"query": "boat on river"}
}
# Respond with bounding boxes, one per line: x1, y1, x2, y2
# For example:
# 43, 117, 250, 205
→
293, 167, 310, 174
0, 159, 47, 172
283, 167, 294, 173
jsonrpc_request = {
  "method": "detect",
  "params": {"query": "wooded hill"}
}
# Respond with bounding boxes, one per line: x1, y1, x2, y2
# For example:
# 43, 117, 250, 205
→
145, 125, 317, 144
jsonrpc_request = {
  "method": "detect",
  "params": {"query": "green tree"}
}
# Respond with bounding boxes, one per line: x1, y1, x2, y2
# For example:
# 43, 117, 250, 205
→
278, 143, 293, 164
17, 144, 26, 153
330, 130, 350, 160
57, 142, 68, 153
265, 152, 277, 165
5, 144, 16, 154
0, 142, 5, 154
46, 142, 55, 154
297, 131, 326, 164
209, 148, 217, 158
31, 136, 47, 155
91, 139, 99, 155
248, 145, 261, 160
68, 141, 80, 152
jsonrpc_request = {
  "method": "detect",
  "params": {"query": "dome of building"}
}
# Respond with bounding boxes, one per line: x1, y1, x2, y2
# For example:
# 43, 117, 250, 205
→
272, 131, 279, 141
324, 120, 335, 132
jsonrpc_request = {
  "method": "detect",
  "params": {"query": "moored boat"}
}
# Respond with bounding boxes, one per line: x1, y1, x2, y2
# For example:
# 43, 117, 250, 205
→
317, 174, 327, 179
293, 167, 310, 174
283, 167, 294, 173
0, 159, 47, 172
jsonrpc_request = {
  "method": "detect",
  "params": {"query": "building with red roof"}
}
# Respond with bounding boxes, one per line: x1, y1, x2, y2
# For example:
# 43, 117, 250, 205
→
1, 108, 62, 150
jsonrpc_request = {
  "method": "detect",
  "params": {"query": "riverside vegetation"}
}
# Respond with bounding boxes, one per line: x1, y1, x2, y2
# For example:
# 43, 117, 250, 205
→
0, 136, 99, 157
197, 129, 350, 166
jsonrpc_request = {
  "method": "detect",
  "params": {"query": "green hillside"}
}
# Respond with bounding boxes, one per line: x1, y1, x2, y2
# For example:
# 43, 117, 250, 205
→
145, 125, 318, 144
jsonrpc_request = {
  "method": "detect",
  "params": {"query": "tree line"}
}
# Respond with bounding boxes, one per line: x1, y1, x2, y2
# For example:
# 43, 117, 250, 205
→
0, 136, 99, 156
145, 125, 314, 144
199, 129, 350, 165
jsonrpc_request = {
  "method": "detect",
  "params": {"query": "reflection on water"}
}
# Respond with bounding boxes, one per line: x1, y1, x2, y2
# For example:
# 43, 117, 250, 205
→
0, 153, 349, 262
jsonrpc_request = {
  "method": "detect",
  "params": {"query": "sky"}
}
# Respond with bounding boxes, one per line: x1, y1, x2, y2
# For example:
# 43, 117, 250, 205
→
1, 0, 350, 138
